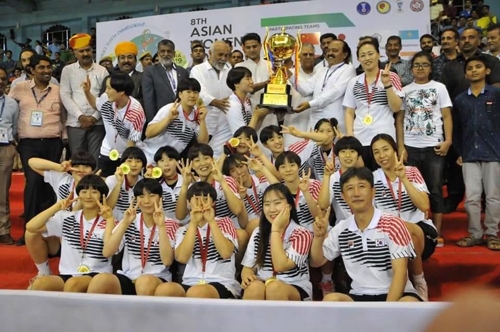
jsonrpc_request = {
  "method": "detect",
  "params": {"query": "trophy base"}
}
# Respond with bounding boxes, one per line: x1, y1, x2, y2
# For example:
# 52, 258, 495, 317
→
259, 83, 294, 114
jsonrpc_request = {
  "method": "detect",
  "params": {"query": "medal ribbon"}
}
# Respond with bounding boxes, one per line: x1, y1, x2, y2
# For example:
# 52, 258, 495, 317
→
364, 70, 381, 109
245, 178, 261, 215
140, 214, 158, 272
182, 106, 199, 123
385, 174, 402, 217
79, 213, 100, 252
196, 225, 211, 275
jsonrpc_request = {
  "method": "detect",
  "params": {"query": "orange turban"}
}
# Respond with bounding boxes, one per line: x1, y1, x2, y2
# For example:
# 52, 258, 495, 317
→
69, 33, 92, 50
115, 42, 138, 57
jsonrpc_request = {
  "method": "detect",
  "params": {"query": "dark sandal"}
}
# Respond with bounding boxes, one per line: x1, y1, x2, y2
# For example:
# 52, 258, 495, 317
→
486, 236, 500, 251
456, 236, 485, 247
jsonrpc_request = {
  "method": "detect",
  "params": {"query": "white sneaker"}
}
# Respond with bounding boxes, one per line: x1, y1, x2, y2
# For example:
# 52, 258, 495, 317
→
414, 281, 429, 301
27, 273, 49, 290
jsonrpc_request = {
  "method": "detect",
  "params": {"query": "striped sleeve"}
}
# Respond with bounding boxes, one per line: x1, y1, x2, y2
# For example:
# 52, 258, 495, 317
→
309, 179, 321, 200
286, 227, 312, 266
224, 176, 241, 198
406, 166, 429, 193
289, 139, 314, 165
389, 72, 405, 98
216, 217, 239, 252
125, 102, 146, 142
165, 219, 179, 248
377, 214, 416, 260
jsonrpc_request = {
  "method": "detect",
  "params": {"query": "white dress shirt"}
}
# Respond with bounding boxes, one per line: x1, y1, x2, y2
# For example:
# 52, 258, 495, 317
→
190, 61, 232, 158
291, 62, 356, 133
59, 62, 109, 127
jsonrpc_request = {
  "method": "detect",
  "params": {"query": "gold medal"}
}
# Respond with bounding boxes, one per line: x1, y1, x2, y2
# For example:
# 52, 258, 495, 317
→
197, 279, 207, 285
77, 265, 90, 273
265, 276, 277, 286
363, 114, 373, 125
152, 167, 163, 179
120, 163, 131, 175
109, 149, 120, 161
228, 137, 240, 148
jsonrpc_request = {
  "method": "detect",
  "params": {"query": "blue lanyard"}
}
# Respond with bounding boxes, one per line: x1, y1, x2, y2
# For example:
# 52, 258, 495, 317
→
322, 63, 345, 90
31, 87, 52, 106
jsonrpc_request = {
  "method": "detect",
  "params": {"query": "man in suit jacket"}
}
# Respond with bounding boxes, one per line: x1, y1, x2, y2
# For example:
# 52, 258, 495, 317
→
142, 39, 189, 123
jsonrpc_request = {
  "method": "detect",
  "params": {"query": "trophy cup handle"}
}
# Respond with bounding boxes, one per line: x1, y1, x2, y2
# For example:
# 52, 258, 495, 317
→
296, 29, 303, 55
294, 29, 302, 86
263, 27, 273, 78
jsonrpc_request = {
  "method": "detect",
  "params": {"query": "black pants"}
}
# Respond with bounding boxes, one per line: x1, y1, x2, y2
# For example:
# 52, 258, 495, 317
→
18, 138, 63, 224
444, 145, 464, 206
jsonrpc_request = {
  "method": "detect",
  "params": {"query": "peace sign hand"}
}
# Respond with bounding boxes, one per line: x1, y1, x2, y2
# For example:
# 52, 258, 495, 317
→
81, 75, 91, 93
280, 125, 299, 137
210, 161, 223, 183
202, 194, 215, 222
394, 150, 407, 179
190, 196, 204, 226
95, 194, 113, 220
333, 126, 344, 140
243, 155, 263, 172
247, 136, 262, 158
324, 152, 336, 177
177, 159, 193, 184
60, 160, 76, 173
167, 99, 181, 123
313, 206, 330, 238
381, 63, 392, 87
299, 168, 311, 192
58, 195, 79, 211
153, 199, 165, 227
123, 199, 139, 226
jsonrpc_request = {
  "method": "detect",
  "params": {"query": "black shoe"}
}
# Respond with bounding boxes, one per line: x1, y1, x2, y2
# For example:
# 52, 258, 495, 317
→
16, 236, 25, 246
0, 234, 15, 245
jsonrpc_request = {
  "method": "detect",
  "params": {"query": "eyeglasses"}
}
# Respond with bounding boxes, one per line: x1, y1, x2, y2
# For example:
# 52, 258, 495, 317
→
412, 63, 431, 69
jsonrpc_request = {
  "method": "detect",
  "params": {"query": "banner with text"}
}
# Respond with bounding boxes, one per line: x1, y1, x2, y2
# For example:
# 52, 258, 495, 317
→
96, 0, 429, 67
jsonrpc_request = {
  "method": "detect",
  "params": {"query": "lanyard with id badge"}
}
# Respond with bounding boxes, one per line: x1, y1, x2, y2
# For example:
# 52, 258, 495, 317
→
0, 97, 8, 144
30, 87, 51, 127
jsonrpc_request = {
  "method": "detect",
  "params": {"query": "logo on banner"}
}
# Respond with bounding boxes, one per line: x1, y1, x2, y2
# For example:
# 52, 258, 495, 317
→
396, 0, 404, 13
357, 2, 371, 15
410, 0, 424, 12
376, 1, 391, 14
372, 33, 382, 43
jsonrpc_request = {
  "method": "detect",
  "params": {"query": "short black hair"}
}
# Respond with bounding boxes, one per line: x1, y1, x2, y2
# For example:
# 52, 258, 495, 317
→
176, 78, 201, 96
70, 151, 97, 170
441, 28, 459, 41
231, 50, 244, 57
76, 174, 109, 198
222, 153, 246, 176
339, 167, 374, 193
241, 33, 261, 45
386, 35, 402, 46
120, 147, 147, 169
358, 36, 380, 50
259, 125, 282, 145
224, 39, 233, 47
464, 55, 489, 73
275, 151, 301, 170
187, 181, 217, 202
234, 126, 258, 143
187, 144, 213, 161
133, 178, 163, 197
226, 66, 252, 91
334, 136, 363, 156
314, 118, 338, 131
370, 133, 398, 156
487, 23, 500, 34
29, 54, 51, 69
419, 34, 434, 43
154, 145, 180, 164
157, 39, 175, 50
109, 72, 135, 96
320, 33, 337, 42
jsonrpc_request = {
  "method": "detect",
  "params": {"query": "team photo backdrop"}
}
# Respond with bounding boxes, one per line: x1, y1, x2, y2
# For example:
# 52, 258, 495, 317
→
96, 0, 430, 67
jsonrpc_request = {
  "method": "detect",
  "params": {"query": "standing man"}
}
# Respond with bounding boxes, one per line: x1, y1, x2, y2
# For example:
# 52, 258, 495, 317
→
186, 40, 206, 74
11, 49, 59, 89
383, 36, 413, 87
142, 39, 189, 123
113, 41, 142, 103
60, 33, 108, 161
314, 33, 338, 68
9, 55, 67, 245
230, 50, 244, 68
440, 27, 500, 213
419, 34, 437, 58
433, 28, 459, 80
1, 50, 17, 77
453, 56, 500, 250
47, 39, 61, 60
0, 68, 19, 244
139, 52, 153, 70
190, 40, 232, 158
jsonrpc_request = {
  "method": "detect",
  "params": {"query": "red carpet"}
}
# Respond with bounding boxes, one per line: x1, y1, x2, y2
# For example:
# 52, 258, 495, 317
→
1, 174, 500, 300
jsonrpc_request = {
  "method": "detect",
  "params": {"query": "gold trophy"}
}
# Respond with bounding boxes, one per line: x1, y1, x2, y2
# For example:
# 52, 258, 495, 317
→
260, 27, 302, 113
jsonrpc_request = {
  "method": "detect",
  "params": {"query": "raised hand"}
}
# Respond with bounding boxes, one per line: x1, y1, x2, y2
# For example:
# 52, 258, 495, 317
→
280, 125, 299, 137
210, 161, 223, 183
247, 136, 262, 158
394, 150, 406, 179
271, 205, 290, 233
58, 195, 79, 211
238, 175, 247, 199
243, 155, 263, 172
241, 274, 259, 289
61, 160, 78, 173
81, 75, 91, 93
167, 99, 180, 123
253, 106, 269, 119
323, 152, 336, 177
122, 199, 139, 225
153, 198, 166, 227
299, 168, 311, 192
381, 63, 392, 87
177, 159, 193, 184
144, 165, 154, 179
313, 206, 330, 238
190, 196, 204, 226
398, 146, 408, 163
95, 194, 113, 220
333, 126, 344, 140
202, 194, 215, 223
198, 104, 208, 122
